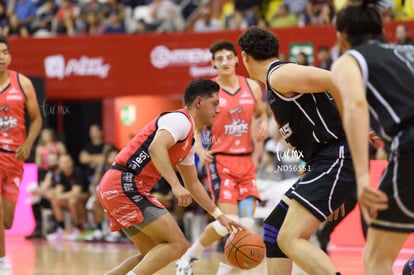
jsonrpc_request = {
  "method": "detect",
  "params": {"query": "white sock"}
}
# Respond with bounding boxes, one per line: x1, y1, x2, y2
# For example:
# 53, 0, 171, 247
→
185, 239, 205, 260
216, 262, 233, 275
126, 271, 137, 275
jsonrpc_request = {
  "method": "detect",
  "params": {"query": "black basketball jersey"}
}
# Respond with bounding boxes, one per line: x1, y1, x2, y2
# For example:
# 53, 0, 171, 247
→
346, 42, 414, 144
266, 61, 345, 162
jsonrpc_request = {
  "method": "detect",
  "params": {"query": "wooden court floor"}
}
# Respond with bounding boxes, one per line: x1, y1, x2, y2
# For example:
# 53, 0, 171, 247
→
4, 235, 413, 275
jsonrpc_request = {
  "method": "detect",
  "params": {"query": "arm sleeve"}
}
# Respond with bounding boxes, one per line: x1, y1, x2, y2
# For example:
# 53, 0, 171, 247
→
157, 112, 191, 143
178, 146, 195, 166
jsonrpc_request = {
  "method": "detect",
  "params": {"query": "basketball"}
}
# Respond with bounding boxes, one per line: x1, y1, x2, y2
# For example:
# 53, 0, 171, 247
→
224, 229, 265, 270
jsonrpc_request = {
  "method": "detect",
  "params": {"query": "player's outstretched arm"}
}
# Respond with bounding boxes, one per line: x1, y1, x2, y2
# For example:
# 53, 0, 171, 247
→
331, 54, 388, 222
177, 163, 244, 232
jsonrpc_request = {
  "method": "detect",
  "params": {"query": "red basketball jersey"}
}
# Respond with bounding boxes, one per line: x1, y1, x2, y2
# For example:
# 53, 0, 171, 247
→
0, 70, 27, 152
210, 76, 256, 155
114, 108, 194, 189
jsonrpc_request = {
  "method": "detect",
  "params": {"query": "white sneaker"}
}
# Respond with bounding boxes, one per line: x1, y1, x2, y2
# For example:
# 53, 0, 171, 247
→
104, 231, 121, 243
46, 228, 64, 241
176, 257, 196, 275
64, 229, 82, 241
0, 260, 11, 275
84, 229, 103, 241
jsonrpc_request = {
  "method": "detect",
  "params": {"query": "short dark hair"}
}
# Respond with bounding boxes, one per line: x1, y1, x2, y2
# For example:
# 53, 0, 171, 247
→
238, 26, 279, 61
336, 0, 383, 47
209, 40, 237, 59
0, 35, 9, 50
184, 79, 219, 106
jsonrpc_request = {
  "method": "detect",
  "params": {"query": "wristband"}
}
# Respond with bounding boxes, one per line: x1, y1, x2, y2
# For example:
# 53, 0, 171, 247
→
211, 207, 223, 219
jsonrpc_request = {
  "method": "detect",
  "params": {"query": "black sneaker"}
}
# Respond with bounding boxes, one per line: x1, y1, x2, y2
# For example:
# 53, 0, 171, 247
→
25, 229, 45, 240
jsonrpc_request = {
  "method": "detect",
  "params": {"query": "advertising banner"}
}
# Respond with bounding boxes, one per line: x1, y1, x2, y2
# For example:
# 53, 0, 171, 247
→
5, 25, 338, 99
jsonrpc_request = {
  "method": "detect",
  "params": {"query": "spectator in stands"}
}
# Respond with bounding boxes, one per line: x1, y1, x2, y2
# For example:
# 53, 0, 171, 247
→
2, 13, 28, 36
31, 0, 57, 37
35, 128, 67, 181
131, 18, 147, 33
0, 2, 9, 34
295, 51, 310, 66
102, 11, 126, 33
269, 3, 298, 28
316, 45, 333, 70
84, 147, 119, 242
79, 124, 114, 185
82, 9, 105, 34
147, 0, 184, 32
25, 152, 60, 239
306, 0, 334, 25
78, 0, 105, 33
224, 10, 248, 30
193, 7, 222, 32
234, 0, 261, 26
284, 0, 308, 25
53, 0, 77, 35
101, 0, 126, 33
395, 24, 413, 45
46, 153, 89, 241
313, 2, 335, 24
6, 0, 36, 32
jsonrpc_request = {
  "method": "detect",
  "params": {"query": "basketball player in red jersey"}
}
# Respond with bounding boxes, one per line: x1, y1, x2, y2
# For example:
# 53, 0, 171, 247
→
98, 79, 243, 275
0, 36, 42, 273
177, 40, 268, 275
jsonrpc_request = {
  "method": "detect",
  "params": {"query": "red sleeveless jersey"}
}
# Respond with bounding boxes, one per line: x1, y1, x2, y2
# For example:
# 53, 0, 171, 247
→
209, 76, 256, 154
114, 108, 194, 189
0, 70, 26, 152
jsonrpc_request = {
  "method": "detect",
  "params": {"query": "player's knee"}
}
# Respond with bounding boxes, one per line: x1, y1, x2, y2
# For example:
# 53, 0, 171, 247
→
276, 229, 291, 255
174, 239, 191, 259
263, 201, 289, 258
212, 215, 238, 237
263, 221, 287, 258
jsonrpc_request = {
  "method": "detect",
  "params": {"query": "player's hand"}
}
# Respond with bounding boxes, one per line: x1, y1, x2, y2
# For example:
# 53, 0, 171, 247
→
327, 203, 345, 222
197, 148, 214, 165
216, 215, 246, 233
171, 185, 192, 207
357, 174, 388, 224
15, 142, 32, 160
369, 130, 384, 149
254, 122, 269, 142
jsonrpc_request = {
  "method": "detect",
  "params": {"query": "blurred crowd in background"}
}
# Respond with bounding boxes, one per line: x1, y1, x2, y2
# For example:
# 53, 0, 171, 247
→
0, 0, 413, 36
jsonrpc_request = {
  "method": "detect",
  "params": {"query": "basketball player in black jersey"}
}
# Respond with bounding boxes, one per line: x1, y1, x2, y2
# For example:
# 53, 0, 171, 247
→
238, 26, 356, 275
331, 1, 414, 274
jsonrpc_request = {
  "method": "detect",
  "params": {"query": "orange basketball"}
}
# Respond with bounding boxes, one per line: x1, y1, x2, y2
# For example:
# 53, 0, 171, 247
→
224, 229, 265, 270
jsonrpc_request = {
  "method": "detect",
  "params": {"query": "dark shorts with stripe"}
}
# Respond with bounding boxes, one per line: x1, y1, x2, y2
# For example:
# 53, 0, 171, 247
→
286, 143, 356, 222
98, 167, 166, 232
371, 132, 414, 232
